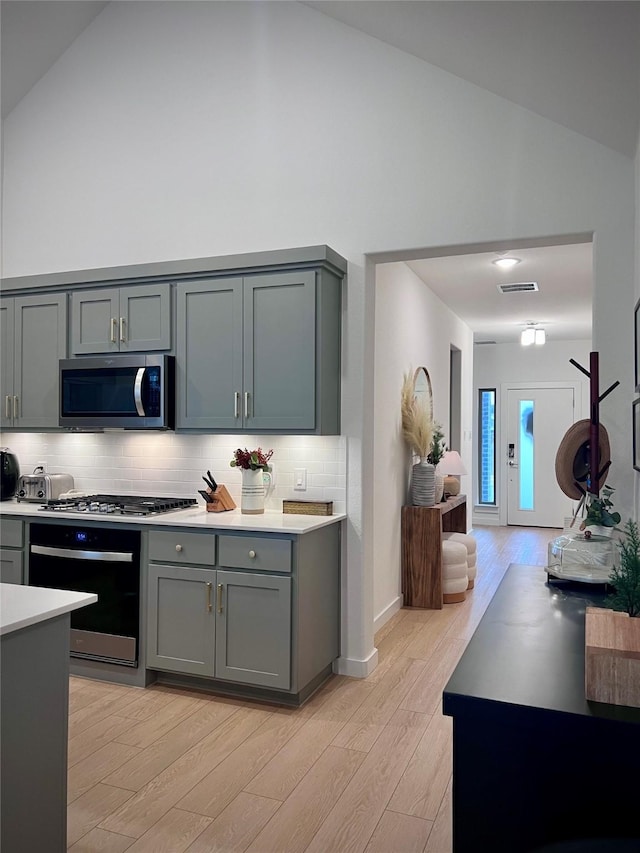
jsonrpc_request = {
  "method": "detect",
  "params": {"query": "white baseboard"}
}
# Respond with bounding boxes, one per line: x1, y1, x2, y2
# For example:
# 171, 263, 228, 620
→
472, 512, 501, 527
333, 647, 379, 678
373, 595, 403, 634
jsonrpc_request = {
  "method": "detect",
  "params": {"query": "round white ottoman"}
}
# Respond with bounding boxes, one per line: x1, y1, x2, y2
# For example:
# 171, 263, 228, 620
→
442, 532, 477, 589
441, 540, 468, 603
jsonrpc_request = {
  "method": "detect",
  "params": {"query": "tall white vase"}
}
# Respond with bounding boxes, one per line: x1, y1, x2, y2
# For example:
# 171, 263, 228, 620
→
241, 468, 265, 514
410, 458, 436, 507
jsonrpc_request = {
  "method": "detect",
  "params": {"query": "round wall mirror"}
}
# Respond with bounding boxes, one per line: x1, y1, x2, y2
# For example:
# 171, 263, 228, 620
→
413, 366, 433, 417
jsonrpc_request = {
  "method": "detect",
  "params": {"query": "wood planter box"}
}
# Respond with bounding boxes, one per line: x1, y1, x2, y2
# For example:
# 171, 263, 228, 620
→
585, 606, 640, 708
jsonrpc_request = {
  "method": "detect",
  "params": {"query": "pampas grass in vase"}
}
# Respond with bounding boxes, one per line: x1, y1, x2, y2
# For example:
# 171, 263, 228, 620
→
401, 371, 436, 505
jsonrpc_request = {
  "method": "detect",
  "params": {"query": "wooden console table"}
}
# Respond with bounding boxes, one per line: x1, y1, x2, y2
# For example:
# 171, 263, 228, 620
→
401, 494, 467, 609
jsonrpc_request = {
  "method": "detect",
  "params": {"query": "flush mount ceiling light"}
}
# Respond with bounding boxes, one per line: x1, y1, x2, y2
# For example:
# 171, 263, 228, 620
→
520, 323, 546, 346
492, 257, 521, 270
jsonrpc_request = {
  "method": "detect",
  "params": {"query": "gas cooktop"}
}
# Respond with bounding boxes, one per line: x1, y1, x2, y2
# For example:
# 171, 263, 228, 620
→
38, 494, 198, 516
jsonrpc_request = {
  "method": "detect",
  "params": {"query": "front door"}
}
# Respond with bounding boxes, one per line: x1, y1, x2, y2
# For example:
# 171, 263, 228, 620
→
506, 387, 575, 528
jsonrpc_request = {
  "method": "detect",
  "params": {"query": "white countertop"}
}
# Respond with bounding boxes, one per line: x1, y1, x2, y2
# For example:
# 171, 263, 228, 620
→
0, 583, 97, 636
0, 500, 346, 534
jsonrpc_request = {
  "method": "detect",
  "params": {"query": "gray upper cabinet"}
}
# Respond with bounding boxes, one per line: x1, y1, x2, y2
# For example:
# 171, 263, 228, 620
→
1, 294, 67, 429
72, 284, 171, 355
176, 267, 341, 433
176, 278, 243, 430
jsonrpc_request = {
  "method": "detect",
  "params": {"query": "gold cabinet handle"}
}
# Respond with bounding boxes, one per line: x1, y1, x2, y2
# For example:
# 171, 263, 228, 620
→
13, 396, 19, 419
110, 317, 117, 343
217, 583, 223, 614
206, 582, 212, 612
244, 392, 249, 419
119, 317, 126, 343
4, 396, 10, 419
234, 391, 240, 418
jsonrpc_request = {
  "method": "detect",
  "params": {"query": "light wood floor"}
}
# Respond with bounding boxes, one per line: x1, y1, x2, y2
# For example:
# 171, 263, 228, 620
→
66, 525, 557, 852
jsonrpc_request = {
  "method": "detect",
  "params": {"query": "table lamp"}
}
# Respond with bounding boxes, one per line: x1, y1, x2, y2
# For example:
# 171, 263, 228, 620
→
438, 450, 467, 496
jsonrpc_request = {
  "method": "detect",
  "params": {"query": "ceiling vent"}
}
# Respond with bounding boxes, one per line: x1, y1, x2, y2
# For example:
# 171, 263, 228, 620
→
475, 340, 496, 345
496, 281, 539, 294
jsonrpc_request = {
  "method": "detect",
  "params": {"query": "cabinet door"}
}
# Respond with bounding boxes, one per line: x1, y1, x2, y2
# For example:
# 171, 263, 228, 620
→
13, 294, 67, 429
0, 300, 15, 428
244, 272, 316, 430
120, 284, 171, 352
0, 549, 23, 585
176, 278, 243, 429
146, 564, 215, 676
72, 288, 120, 354
215, 570, 291, 689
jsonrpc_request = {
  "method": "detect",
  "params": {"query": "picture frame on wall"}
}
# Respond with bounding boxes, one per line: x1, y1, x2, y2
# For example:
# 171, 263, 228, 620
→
634, 399, 640, 472
635, 298, 640, 392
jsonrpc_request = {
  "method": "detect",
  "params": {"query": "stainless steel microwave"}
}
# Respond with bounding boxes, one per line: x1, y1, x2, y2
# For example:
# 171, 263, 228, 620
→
59, 355, 175, 429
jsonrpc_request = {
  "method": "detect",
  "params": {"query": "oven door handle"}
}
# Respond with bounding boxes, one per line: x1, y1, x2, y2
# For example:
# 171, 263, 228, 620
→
30, 544, 134, 562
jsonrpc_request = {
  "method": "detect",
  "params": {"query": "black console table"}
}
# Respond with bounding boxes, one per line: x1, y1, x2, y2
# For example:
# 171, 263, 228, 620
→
443, 564, 640, 853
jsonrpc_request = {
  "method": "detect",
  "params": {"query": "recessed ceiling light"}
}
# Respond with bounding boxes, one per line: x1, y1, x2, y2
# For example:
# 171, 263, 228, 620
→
493, 257, 521, 270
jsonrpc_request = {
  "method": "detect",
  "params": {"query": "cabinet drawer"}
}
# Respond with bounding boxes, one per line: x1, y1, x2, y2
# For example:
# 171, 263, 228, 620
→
0, 518, 23, 549
148, 530, 216, 566
218, 535, 291, 573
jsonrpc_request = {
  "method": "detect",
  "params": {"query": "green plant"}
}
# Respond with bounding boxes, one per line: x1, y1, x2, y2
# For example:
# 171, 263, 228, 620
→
230, 447, 273, 471
608, 519, 640, 617
427, 422, 447, 466
580, 485, 621, 530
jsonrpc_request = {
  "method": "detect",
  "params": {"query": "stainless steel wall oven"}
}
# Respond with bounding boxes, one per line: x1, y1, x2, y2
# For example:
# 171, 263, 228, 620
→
29, 523, 141, 666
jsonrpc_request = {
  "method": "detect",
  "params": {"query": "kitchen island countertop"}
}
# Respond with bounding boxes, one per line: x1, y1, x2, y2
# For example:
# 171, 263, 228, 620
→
0, 583, 97, 635
0, 500, 345, 534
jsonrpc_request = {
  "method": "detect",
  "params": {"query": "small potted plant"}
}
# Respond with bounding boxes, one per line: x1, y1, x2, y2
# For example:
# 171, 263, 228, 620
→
230, 448, 273, 514
580, 485, 621, 538
428, 422, 447, 502
585, 519, 640, 707
608, 519, 640, 617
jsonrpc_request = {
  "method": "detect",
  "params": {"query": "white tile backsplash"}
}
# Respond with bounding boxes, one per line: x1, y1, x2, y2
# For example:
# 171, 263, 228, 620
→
1, 432, 346, 514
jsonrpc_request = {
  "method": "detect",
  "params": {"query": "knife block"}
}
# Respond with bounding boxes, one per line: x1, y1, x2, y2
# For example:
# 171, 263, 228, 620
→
205, 485, 236, 512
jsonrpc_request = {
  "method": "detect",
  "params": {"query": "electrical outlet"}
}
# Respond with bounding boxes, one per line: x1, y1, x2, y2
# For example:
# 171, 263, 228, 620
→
293, 468, 307, 491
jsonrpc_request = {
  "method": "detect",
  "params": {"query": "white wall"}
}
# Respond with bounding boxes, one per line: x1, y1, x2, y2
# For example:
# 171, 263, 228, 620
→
2, 0, 637, 672
373, 262, 473, 628
473, 339, 591, 525
635, 134, 640, 518
0, 433, 346, 513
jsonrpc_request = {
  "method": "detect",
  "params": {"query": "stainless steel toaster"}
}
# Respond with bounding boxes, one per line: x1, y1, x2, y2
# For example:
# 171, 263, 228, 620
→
17, 471, 74, 502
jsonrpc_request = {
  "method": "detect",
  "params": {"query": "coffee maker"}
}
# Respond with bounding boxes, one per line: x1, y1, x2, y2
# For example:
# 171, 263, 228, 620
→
0, 448, 20, 500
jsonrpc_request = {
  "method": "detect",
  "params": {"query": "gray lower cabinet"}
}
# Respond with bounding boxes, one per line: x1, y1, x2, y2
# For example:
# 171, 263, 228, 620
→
146, 564, 216, 676
1, 293, 67, 429
0, 518, 24, 584
176, 266, 341, 433
0, 549, 23, 584
71, 284, 171, 354
145, 524, 339, 702
215, 570, 291, 689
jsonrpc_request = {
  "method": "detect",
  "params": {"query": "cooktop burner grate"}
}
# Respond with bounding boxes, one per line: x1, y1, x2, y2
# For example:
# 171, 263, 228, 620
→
39, 494, 198, 516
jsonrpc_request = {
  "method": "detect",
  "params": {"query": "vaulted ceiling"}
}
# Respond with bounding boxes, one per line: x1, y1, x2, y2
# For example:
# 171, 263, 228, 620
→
2, 1, 638, 343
